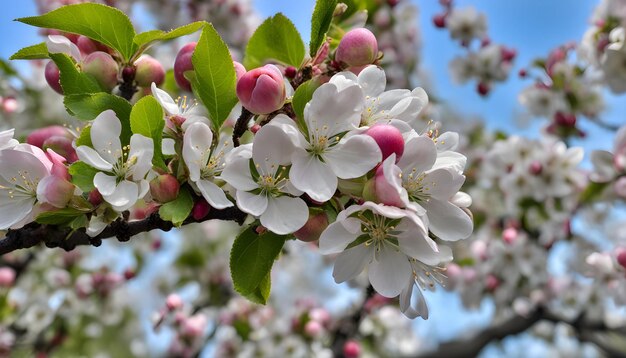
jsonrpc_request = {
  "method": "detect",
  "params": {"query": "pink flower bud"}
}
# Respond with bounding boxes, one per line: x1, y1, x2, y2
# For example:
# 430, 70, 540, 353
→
149, 174, 180, 203
554, 111, 576, 127
433, 13, 447, 28
27, 126, 71, 148
501, 47, 517, 62
82, 51, 119, 91
88, 189, 103, 206
528, 161, 543, 176
45, 61, 63, 94
365, 124, 404, 162
174, 42, 197, 91
284, 66, 297, 78
76, 35, 98, 55
304, 320, 323, 337
0, 267, 16, 287
134, 55, 165, 87
477, 82, 490, 96
486, 274, 500, 291
374, 165, 404, 207
335, 28, 378, 67
37, 175, 75, 208
236, 65, 286, 114
616, 248, 626, 269
192, 198, 211, 220
43, 135, 78, 163
343, 340, 361, 358
166, 294, 184, 311
124, 269, 135, 280
233, 61, 246, 81
294, 212, 329, 242
502, 227, 518, 245
181, 314, 207, 337
2, 97, 18, 113
614, 177, 626, 198
518, 68, 527, 77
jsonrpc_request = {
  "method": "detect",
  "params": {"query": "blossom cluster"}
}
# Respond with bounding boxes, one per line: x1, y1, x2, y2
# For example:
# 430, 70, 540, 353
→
433, 1, 516, 96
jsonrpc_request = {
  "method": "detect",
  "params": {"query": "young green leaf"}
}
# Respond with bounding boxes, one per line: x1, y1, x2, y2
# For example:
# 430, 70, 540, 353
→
133, 21, 206, 54
64, 93, 132, 146
49, 53, 102, 95
291, 78, 320, 135
230, 225, 286, 305
68, 161, 99, 192
17, 3, 136, 61
9, 42, 49, 60
36, 208, 87, 226
75, 126, 92, 148
243, 13, 306, 69
159, 186, 193, 227
130, 95, 166, 169
310, 0, 337, 56
190, 24, 238, 130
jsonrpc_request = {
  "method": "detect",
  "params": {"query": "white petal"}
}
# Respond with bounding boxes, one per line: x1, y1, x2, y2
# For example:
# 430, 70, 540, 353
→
235, 190, 267, 216
252, 125, 294, 173
290, 151, 337, 202
450, 192, 472, 208
183, 122, 213, 182
162, 138, 176, 156
305, 82, 364, 134
46, 35, 81, 61
332, 244, 372, 283
196, 180, 233, 209
267, 114, 308, 148
397, 136, 437, 174
151, 83, 180, 115
357, 65, 386, 97
260, 196, 308, 235
221, 156, 257, 191
104, 180, 138, 212
423, 168, 465, 200
399, 281, 429, 319
91, 110, 122, 164
137, 180, 150, 199
0, 149, 49, 185
86, 215, 108, 237
319, 219, 360, 254
76, 146, 113, 171
128, 134, 154, 180
93, 172, 118, 196
325, 135, 381, 179
0, 129, 17, 150
368, 246, 412, 297
423, 199, 473, 241
0, 198, 34, 230
590, 150, 615, 182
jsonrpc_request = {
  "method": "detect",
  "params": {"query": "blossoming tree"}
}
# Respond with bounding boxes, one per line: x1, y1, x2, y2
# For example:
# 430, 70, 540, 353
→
0, 0, 625, 356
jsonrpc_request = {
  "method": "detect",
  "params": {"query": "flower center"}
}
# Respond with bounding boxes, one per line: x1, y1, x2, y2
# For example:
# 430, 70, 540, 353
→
402, 169, 432, 203
256, 164, 288, 197
3, 170, 40, 199
359, 211, 399, 251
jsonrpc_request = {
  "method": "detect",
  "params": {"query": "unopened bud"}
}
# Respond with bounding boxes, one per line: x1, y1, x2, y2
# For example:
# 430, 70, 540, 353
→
233, 61, 246, 81
365, 124, 404, 162
335, 28, 378, 67
2, 97, 18, 113
374, 165, 404, 207
304, 320, 323, 337
122, 66, 136, 82
502, 227, 518, 244
45, 61, 63, 94
134, 55, 165, 87
27, 126, 71, 148
433, 13, 447, 28
166, 294, 184, 311
37, 175, 75, 208
486, 274, 499, 291
294, 212, 329, 242
0, 267, 16, 288
284, 66, 297, 79
237, 64, 286, 114
501, 47, 517, 62
43, 135, 78, 163
477, 82, 490, 96
82, 51, 119, 91
528, 161, 542, 176
150, 174, 180, 203
76, 35, 98, 55
343, 340, 361, 358
192, 198, 211, 220
616, 248, 626, 269
554, 111, 576, 127
174, 42, 197, 91
88, 189, 103, 206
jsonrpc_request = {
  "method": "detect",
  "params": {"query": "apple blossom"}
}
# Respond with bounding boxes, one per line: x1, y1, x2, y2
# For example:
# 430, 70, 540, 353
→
75, 110, 154, 212
182, 122, 233, 209
445, 7, 487, 45
335, 28, 378, 67
266, 73, 382, 202
0, 129, 18, 151
221, 124, 308, 234
236, 64, 286, 115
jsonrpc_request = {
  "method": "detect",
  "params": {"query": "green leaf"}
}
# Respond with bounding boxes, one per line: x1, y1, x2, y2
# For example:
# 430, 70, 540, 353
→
291, 79, 320, 135
64, 93, 132, 146
75, 125, 92, 147
9, 42, 49, 60
36, 208, 86, 225
130, 95, 166, 169
49, 53, 102, 95
69, 161, 99, 192
310, 0, 337, 56
133, 21, 206, 52
243, 13, 306, 69
230, 225, 286, 305
17, 3, 136, 61
159, 186, 193, 227
190, 24, 238, 130
580, 181, 609, 204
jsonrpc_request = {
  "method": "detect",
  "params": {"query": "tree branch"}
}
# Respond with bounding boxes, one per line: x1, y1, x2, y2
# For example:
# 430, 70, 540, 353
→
0, 206, 248, 256
232, 107, 253, 147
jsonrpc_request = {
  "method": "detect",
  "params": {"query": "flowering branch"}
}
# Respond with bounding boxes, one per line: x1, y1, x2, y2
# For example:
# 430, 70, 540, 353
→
232, 106, 253, 147
0, 206, 247, 256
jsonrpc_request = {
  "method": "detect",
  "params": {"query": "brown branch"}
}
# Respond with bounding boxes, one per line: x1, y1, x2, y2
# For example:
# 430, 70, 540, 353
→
232, 107, 253, 147
415, 308, 626, 358
330, 285, 375, 357
0, 206, 247, 256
